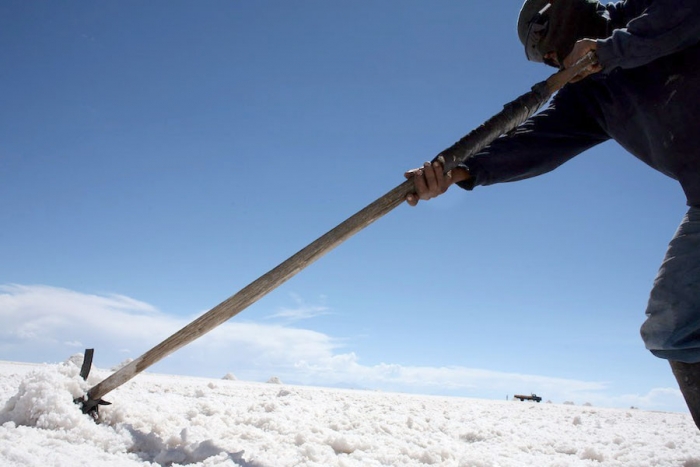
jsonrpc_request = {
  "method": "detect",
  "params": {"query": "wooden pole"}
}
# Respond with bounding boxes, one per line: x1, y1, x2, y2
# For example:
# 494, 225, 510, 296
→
88, 180, 413, 401
86, 53, 596, 403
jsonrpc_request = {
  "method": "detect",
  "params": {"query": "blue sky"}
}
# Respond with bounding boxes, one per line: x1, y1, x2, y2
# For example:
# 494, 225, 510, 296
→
0, 1, 690, 412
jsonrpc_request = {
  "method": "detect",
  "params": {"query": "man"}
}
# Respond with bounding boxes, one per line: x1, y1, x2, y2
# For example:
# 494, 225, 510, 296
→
405, 0, 700, 428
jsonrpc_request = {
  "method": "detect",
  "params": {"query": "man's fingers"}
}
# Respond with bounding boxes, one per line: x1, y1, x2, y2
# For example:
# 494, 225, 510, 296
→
564, 39, 600, 83
413, 168, 428, 199
422, 161, 439, 194
405, 160, 449, 206
404, 168, 420, 179
436, 162, 450, 192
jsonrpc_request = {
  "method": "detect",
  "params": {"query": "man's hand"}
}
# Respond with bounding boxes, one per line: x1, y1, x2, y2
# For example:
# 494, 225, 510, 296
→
404, 160, 470, 206
564, 39, 602, 82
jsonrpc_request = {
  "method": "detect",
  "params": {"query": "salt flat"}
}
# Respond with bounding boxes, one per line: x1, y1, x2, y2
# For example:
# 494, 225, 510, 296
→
1, 360, 699, 466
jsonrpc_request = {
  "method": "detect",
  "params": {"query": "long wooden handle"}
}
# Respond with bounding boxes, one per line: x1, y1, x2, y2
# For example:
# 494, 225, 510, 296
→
88, 179, 414, 400
87, 53, 596, 402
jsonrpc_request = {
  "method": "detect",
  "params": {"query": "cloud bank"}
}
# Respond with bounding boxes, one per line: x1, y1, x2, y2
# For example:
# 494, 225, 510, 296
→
0, 284, 685, 412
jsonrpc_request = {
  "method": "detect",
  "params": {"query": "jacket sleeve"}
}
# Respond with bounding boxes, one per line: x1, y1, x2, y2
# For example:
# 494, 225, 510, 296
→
596, 0, 700, 71
456, 85, 610, 190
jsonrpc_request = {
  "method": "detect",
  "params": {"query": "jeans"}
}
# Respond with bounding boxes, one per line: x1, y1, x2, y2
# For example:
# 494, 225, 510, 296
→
642, 206, 700, 363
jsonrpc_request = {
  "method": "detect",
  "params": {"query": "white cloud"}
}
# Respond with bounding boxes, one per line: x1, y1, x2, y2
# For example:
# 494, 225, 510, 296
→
265, 293, 331, 322
0, 284, 166, 342
0, 284, 687, 413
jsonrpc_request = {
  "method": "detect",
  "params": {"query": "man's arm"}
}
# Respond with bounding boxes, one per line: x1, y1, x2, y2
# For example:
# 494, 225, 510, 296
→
597, 0, 700, 71
405, 87, 610, 206
456, 89, 609, 191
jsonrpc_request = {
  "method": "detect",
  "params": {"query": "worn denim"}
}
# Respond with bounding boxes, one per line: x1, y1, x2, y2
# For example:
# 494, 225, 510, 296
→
642, 206, 700, 363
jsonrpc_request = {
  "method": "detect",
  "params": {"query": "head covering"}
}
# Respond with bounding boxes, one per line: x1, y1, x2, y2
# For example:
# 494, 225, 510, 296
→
518, 0, 610, 65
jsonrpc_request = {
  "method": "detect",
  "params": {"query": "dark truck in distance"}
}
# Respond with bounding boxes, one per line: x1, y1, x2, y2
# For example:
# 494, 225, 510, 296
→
514, 393, 542, 402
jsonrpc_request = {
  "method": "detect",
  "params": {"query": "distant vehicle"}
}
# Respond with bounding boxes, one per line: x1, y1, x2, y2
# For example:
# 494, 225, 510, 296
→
513, 393, 542, 402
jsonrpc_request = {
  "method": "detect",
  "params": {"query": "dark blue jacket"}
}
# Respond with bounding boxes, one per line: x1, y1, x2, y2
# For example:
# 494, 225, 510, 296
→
460, 0, 700, 206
